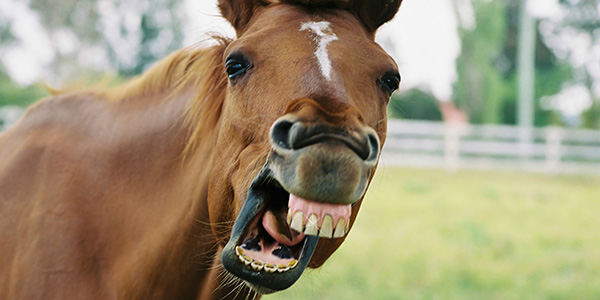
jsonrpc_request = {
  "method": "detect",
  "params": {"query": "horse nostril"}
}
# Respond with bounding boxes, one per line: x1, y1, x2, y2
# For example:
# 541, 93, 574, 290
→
271, 120, 294, 149
367, 133, 380, 161
272, 119, 380, 162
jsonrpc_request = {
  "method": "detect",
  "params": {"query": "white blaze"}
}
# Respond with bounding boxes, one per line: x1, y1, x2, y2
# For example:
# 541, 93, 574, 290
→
300, 21, 339, 81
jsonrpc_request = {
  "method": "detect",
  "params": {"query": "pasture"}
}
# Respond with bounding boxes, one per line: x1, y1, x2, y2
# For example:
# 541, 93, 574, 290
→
268, 168, 600, 299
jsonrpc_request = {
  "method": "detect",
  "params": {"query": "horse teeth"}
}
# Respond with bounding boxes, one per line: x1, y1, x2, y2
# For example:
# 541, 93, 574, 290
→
319, 215, 334, 238
251, 261, 264, 271
237, 254, 253, 266
277, 265, 290, 272
235, 246, 244, 256
304, 214, 319, 236
235, 245, 298, 273
333, 219, 347, 238
290, 212, 304, 233
287, 208, 292, 225
264, 264, 277, 273
237, 250, 298, 273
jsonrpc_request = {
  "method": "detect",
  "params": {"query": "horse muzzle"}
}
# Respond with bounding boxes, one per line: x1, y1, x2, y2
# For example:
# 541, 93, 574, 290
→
222, 99, 381, 293
269, 113, 380, 205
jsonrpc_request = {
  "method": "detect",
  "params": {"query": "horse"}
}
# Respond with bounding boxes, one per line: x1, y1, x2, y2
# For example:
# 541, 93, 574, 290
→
0, 0, 402, 298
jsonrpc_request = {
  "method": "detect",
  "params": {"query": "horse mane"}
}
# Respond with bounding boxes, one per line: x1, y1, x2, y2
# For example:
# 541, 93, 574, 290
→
93, 36, 232, 157
100, 38, 228, 101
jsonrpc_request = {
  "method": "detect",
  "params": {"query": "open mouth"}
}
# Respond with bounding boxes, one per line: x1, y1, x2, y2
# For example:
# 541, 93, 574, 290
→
222, 164, 352, 292
235, 186, 351, 273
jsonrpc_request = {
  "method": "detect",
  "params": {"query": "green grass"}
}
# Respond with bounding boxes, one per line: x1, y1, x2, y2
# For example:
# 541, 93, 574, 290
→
267, 168, 600, 300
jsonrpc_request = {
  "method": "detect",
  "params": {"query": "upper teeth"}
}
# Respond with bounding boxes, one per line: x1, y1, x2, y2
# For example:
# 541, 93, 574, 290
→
287, 209, 348, 238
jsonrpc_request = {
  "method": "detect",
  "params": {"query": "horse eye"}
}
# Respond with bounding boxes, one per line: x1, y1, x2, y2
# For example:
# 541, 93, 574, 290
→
380, 72, 401, 94
225, 55, 251, 80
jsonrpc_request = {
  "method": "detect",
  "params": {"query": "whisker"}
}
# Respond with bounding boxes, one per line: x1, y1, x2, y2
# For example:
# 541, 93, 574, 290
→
233, 281, 246, 299
220, 276, 243, 300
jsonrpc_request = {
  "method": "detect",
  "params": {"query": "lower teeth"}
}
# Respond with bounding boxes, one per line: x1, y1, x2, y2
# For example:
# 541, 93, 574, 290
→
235, 246, 298, 273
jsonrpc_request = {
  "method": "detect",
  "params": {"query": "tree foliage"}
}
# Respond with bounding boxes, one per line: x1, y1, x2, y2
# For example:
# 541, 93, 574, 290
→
553, 0, 600, 128
453, 0, 574, 126
582, 101, 600, 129
4, 0, 183, 79
0, 72, 47, 108
389, 89, 443, 121
0, 0, 183, 107
453, 0, 507, 124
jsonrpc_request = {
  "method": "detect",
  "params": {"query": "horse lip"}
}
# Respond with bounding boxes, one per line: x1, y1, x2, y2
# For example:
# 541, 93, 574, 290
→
291, 132, 371, 160
221, 163, 319, 292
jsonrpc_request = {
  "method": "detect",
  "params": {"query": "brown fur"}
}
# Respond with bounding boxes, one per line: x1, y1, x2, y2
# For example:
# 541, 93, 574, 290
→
0, 1, 401, 299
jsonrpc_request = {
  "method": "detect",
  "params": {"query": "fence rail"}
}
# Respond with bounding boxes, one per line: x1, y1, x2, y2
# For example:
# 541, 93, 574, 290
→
381, 119, 600, 175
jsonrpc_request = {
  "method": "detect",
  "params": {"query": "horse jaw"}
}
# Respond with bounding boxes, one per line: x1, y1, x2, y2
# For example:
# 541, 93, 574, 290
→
221, 164, 320, 293
221, 136, 377, 292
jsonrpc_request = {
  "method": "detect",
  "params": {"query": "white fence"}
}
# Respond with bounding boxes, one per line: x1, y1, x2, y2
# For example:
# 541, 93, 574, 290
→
381, 119, 600, 175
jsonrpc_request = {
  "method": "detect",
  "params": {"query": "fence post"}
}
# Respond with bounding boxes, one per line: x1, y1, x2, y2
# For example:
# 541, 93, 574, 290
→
518, 126, 533, 166
545, 127, 562, 173
444, 123, 461, 172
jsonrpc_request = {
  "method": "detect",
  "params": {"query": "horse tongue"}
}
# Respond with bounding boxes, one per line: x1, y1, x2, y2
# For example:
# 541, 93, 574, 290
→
262, 210, 305, 247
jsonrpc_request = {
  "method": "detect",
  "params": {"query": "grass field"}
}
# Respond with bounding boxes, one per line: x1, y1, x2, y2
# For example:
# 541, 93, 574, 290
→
267, 168, 600, 300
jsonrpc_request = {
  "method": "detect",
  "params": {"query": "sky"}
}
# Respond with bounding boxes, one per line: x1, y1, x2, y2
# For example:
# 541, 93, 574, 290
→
0, 0, 54, 85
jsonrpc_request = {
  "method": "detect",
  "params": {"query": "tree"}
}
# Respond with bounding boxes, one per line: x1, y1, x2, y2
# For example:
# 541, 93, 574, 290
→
582, 101, 600, 129
453, 0, 508, 124
550, 0, 600, 128
500, 1, 573, 126
452, 0, 574, 126
0, 0, 184, 108
0, 72, 46, 108
388, 89, 443, 121
2, 0, 184, 82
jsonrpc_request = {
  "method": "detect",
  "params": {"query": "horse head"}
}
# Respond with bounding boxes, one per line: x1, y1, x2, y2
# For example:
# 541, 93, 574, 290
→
206, 0, 402, 293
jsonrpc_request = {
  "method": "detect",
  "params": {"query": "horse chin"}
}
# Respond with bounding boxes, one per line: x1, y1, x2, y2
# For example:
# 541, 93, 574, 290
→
221, 165, 320, 293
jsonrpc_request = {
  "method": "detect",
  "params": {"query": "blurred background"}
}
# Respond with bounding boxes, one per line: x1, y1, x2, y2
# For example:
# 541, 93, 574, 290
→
1, 0, 599, 299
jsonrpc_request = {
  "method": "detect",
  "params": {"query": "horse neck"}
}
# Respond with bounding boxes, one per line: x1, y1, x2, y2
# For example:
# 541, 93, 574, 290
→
104, 42, 233, 299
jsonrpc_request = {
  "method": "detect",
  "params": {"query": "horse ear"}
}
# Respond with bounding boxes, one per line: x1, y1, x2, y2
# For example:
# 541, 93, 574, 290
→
219, 0, 402, 35
218, 0, 262, 35
352, 0, 402, 33
281, 0, 351, 6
